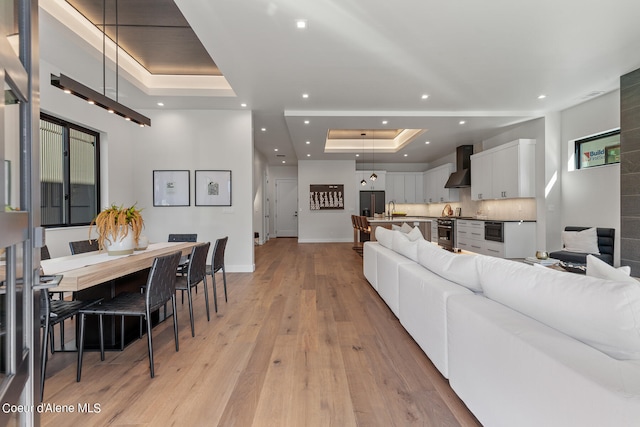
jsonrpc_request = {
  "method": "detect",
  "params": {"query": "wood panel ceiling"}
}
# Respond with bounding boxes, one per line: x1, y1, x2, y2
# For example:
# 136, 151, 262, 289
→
65, 0, 220, 76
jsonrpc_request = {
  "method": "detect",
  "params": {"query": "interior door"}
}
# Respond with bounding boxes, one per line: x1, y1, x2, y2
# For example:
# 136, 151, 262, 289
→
0, 1, 40, 424
275, 179, 298, 237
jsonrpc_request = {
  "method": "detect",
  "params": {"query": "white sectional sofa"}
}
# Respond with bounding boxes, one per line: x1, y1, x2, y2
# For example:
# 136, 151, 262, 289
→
363, 227, 640, 427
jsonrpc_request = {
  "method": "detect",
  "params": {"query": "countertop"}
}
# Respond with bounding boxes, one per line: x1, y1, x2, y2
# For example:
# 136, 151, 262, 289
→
366, 216, 536, 223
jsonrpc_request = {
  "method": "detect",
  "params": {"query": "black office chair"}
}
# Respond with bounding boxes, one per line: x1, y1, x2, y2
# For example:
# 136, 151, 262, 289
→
40, 288, 101, 401
76, 251, 182, 381
206, 237, 228, 313
69, 239, 99, 255
175, 242, 210, 337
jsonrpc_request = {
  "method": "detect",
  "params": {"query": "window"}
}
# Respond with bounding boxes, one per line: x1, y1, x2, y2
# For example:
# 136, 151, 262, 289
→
40, 114, 100, 226
575, 129, 620, 170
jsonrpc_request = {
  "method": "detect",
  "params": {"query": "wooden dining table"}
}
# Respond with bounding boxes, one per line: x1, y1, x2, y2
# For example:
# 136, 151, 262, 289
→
41, 241, 198, 292
40, 241, 200, 350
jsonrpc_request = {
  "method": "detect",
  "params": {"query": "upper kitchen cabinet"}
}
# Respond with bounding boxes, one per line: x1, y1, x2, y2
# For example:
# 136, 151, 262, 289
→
386, 172, 423, 203
424, 163, 460, 203
470, 139, 536, 200
355, 170, 386, 191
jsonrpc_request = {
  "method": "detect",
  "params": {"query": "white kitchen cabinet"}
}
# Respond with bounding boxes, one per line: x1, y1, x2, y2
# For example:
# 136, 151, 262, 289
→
456, 220, 536, 258
386, 172, 423, 203
423, 163, 459, 203
470, 139, 536, 201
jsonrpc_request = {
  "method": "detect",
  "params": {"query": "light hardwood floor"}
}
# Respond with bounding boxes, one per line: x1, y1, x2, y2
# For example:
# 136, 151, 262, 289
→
41, 238, 481, 426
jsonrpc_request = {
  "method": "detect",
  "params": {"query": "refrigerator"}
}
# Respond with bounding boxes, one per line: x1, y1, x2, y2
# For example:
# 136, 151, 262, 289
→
359, 191, 385, 217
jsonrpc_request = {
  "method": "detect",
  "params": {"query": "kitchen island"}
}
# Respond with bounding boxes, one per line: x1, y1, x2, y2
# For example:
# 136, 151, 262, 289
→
367, 217, 434, 241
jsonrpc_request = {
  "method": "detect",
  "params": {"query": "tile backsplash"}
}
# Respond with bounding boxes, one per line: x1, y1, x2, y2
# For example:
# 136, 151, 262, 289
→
391, 188, 537, 220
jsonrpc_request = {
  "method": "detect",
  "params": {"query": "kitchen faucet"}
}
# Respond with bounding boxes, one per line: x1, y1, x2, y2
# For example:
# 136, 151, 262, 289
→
388, 201, 396, 218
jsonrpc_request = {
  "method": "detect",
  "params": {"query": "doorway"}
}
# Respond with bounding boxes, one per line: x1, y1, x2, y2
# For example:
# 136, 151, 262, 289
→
275, 179, 298, 237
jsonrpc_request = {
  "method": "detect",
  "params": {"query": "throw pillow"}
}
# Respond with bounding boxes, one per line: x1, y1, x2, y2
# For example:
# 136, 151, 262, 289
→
392, 230, 418, 261
406, 226, 424, 242
562, 227, 600, 254
375, 226, 393, 248
586, 254, 636, 284
417, 239, 482, 292
391, 224, 402, 231
401, 222, 413, 233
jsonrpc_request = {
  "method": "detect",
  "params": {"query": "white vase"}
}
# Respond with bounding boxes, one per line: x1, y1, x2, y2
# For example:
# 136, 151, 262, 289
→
104, 227, 136, 256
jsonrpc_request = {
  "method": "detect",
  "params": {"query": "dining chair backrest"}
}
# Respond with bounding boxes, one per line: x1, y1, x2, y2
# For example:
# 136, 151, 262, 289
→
69, 239, 99, 254
187, 242, 210, 285
41, 245, 51, 260
211, 237, 228, 273
145, 251, 182, 313
168, 234, 197, 242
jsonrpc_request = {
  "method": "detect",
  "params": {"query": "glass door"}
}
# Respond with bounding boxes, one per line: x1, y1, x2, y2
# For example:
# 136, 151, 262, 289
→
1, 0, 39, 425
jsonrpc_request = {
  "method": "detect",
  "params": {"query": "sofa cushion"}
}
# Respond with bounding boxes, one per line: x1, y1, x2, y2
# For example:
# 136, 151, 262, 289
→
375, 226, 393, 248
562, 227, 600, 254
406, 226, 423, 241
416, 239, 482, 293
392, 230, 419, 262
586, 254, 634, 283
477, 255, 640, 360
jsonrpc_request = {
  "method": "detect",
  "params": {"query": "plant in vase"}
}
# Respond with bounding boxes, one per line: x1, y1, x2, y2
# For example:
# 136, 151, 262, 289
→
90, 204, 144, 255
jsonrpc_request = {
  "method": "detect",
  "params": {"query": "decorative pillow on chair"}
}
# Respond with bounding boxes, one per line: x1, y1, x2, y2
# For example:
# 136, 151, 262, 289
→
586, 254, 635, 283
561, 227, 600, 254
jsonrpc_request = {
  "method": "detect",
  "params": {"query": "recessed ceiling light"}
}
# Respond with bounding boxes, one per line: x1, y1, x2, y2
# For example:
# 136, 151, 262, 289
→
63, 89, 71, 94
382, 120, 388, 125
356, 154, 360, 157
296, 19, 307, 29
157, 102, 164, 106
459, 120, 466, 125
241, 103, 247, 107
305, 141, 310, 144
307, 154, 311, 157
282, 160, 286, 164
538, 94, 547, 99
302, 93, 309, 99
87, 100, 95, 105
404, 154, 408, 157
274, 148, 278, 152
261, 128, 266, 132
421, 94, 429, 100
425, 141, 430, 144
124, 117, 131, 121
304, 120, 310, 124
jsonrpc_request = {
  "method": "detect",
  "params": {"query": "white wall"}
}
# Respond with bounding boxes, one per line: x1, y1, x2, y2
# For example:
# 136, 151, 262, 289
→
297, 160, 356, 243
560, 90, 620, 265
253, 149, 268, 244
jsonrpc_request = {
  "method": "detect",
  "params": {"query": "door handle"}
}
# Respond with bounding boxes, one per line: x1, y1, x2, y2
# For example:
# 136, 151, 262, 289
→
294, 211, 298, 217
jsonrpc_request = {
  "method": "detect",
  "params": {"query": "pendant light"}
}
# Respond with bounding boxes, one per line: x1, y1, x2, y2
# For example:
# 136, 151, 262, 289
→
360, 132, 367, 186
370, 130, 378, 181
51, 0, 151, 127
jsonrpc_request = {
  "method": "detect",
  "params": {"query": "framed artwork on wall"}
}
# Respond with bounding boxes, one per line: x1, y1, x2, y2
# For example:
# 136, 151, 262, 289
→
309, 184, 344, 210
153, 170, 190, 206
195, 170, 232, 206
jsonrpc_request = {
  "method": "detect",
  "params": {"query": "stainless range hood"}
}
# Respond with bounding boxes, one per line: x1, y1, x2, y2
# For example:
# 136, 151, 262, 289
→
444, 145, 474, 188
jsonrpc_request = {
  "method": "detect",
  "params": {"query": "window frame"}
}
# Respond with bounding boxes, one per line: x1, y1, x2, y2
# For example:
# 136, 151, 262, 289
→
574, 129, 621, 170
40, 113, 101, 227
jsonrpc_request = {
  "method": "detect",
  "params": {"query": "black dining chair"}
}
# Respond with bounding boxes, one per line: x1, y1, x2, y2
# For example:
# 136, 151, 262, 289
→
69, 239, 99, 254
76, 251, 182, 381
40, 288, 101, 401
175, 242, 210, 337
206, 237, 228, 313
168, 234, 197, 276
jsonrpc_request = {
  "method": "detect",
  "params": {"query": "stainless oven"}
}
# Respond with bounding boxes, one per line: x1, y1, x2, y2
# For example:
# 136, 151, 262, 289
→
484, 221, 504, 242
437, 218, 455, 251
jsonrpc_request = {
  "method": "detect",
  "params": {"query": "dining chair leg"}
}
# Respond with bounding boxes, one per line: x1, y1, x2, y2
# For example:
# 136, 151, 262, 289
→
99, 314, 105, 361
40, 319, 50, 402
59, 320, 65, 351
203, 277, 210, 322
222, 267, 228, 302
212, 273, 218, 313
146, 311, 154, 378
172, 295, 179, 352
77, 313, 86, 382
187, 286, 195, 337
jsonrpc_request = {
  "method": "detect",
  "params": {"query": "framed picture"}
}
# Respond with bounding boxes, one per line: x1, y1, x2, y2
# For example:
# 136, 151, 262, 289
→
309, 184, 344, 210
195, 170, 232, 206
153, 170, 190, 206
